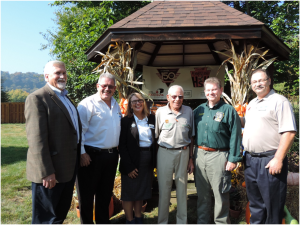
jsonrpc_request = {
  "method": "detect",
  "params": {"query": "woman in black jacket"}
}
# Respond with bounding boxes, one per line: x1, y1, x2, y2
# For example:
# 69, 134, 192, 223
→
119, 93, 156, 224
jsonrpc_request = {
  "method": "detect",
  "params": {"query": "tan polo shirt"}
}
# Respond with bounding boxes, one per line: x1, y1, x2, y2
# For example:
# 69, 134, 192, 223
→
155, 104, 195, 148
243, 89, 297, 153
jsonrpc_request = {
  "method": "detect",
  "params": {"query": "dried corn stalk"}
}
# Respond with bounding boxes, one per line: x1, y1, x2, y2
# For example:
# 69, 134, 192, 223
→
93, 41, 152, 101
215, 40, 276, 106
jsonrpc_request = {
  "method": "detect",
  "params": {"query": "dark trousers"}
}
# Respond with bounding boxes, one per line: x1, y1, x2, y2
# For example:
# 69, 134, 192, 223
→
244, 152, 288, 224
76, 148, 118, 224
31, 170, 76, 224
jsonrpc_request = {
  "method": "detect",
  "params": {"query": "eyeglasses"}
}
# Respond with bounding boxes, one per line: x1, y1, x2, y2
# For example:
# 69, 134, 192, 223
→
131, 99, 144, 105
170, 95, 183, 100
251, 78, 269, 85
99, 84, 115, 89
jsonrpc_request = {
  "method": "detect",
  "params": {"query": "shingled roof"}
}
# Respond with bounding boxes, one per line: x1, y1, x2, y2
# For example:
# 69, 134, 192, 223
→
86, 1, 290, 64
110, 1, 263, 29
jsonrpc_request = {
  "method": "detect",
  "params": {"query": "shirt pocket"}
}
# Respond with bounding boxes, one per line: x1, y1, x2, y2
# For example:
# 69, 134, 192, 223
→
179, 121, 191, 135
161, 122, 175, 139
211, 120, 221, 133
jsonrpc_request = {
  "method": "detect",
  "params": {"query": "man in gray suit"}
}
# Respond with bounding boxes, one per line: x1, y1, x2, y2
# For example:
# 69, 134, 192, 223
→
25, 60, 81, 224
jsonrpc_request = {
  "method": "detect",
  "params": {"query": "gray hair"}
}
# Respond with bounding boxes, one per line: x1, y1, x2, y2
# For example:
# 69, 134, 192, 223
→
204, 77, 222, 90
98, 73, 116, 85
44, 60, 66, 81
44, 61, 65, 75
168, 85, 184, 95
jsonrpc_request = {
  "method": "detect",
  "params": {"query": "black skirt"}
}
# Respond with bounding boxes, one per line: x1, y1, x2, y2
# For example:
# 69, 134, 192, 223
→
121, 151, 152, 201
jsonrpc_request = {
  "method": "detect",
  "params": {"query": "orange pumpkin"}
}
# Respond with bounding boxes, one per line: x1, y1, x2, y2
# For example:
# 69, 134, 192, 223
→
242, 181, 246, 188
234, 104, 244, 116
123, 99, 128, 110
245, 201, 251, 224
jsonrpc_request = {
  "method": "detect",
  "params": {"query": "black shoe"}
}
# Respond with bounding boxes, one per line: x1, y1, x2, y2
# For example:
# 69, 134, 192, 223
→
126, 218, 135, 224
135, 217, 143, 224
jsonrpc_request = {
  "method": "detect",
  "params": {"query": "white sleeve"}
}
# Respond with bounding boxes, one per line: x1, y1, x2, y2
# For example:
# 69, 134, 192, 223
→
276, 100, 297, 133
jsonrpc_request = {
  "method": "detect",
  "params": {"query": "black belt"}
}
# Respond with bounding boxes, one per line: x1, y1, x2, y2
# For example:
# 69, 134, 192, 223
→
246, 150, 276, 157
84, 145, 118, 154
140, 147, 151, 151
159, 145, 188, 150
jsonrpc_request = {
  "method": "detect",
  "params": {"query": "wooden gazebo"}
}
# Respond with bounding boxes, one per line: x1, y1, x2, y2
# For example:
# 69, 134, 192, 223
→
85, 1, 290, 108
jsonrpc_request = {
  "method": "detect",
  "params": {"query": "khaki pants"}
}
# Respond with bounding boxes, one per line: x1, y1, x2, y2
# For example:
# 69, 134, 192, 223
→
194, 148, 231, 224
157, 146, 189, 224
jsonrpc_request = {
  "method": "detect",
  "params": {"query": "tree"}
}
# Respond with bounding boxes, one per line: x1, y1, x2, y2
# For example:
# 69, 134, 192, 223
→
1, 78, 10, 102
41, 1, 150, 103
223, 1, 299, 96
7, 89, 29, 102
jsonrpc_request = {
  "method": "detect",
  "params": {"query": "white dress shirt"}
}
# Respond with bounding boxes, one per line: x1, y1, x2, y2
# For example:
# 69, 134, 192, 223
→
77, 93, 122, 154
133, 114, 152, 147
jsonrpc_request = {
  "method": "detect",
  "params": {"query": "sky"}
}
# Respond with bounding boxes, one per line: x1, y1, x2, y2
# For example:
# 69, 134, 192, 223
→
1, 1, 58, 74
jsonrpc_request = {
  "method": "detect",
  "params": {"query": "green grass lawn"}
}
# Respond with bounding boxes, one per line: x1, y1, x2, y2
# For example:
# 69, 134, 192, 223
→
1, 124, 80, 224
0, 124, 244, 225
1, 124, 32, 224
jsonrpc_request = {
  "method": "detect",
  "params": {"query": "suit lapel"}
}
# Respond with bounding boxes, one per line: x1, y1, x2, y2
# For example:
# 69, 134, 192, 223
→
45, 84, 76, 131
130, 116, 140, 147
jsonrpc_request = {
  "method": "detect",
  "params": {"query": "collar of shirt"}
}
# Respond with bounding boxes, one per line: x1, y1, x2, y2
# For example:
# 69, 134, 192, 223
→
47, 83, 68, 97
166, 102, 183, 116
254, 89, 275, 103
205, 99, 224, 109
133, 113, 148, 123
94, 92, 117, 107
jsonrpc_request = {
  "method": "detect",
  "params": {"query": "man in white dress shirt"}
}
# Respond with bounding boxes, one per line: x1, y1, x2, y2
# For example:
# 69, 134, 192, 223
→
76, 73, 122, 224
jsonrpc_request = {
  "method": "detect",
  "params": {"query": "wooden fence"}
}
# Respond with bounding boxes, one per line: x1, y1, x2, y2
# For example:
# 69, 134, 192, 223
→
1, 102, 25, 123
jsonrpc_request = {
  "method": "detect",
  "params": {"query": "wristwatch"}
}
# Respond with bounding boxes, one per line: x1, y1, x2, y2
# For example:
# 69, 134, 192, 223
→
189, 155, 194, 159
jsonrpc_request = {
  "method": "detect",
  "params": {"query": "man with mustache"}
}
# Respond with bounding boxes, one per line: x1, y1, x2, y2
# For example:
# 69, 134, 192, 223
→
241, 69, 297, 224
155, 85, 195, 224
193, 77, 242, 223
76, 73, 121, 224
25, 60, 82, 223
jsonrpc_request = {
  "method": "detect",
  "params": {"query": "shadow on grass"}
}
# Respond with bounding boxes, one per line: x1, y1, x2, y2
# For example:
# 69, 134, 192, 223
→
1, 146, 28, 166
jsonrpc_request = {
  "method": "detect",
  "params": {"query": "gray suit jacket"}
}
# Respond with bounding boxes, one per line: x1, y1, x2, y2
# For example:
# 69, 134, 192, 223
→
25, 84, 82, 183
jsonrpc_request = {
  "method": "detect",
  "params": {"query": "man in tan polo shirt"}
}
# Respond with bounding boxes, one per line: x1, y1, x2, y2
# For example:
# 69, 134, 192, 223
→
155, 85, 195, 224
241, 69, 297, 224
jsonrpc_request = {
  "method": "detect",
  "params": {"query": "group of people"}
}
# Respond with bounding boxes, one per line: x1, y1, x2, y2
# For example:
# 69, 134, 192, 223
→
25, 60, 296, 224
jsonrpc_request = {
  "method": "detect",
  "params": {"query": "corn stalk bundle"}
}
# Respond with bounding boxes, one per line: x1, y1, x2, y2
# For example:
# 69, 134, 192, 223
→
215, 41, 276, 107
92, 41, 152, 101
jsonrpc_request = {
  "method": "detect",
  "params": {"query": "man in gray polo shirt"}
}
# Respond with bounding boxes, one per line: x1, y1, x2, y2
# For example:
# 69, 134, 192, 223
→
241, 69, 297, 224
155, 85, 195, 224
